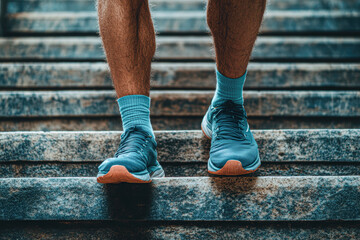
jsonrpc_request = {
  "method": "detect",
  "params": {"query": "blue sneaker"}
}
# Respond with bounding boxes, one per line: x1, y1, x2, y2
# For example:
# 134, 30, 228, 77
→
201, 100, 261, 175
97, 126, 165, 183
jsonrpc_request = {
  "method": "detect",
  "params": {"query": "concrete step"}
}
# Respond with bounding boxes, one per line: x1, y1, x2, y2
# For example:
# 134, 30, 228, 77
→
1, 129, 358, 163
1, 176, 359, 220
1, 221, 359, 239
6, 0, 360, 12
6, 11, 360, 34
3, 161, 360, 178
2, 63, 359, 90
1, 36, 359, 60
1, 129, 359, 178
1, 116, 360, 131
1, 90, 358, 117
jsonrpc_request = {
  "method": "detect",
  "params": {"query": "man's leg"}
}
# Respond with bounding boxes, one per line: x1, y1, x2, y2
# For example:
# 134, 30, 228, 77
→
207, 0, 266, 78
202, 0, 266, 175
96, 0, 164, 183
98, 0, 155, 98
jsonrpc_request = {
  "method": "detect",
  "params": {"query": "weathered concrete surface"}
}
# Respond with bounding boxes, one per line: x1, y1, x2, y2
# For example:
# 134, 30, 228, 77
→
6, 0, 360, 12
1, 221, 359, 240
1, 90, 359, 117
0, 37, 359, 60
7, 11, 360, 33
1, 63, 359, 89
1, 116, 360, 131
0, 129, 358, 162
0, 176, 359, 220
2, 162, 360, 178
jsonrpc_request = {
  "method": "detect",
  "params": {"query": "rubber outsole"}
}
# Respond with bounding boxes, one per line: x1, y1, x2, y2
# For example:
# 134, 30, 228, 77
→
208, 160, 260, 176
97, 165, 151, 184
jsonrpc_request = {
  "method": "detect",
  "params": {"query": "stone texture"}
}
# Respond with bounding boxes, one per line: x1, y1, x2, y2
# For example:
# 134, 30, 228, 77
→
1, 116, 360, 131
1, 63, 359, 89
1, 90, 359, 117
0, 37, 359, 60
6, 0, 360, 12
6, 11, 360, 33
1, 162, 360, 178
0, 129, 358, 163
1, 0, 359, 237
6, 0, 207, 12
0, 0, 4, 36
0, 176, 359, 220
1, 221, 359, 240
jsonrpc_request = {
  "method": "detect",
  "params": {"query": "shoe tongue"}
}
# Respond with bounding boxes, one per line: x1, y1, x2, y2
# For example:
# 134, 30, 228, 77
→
116, 128, 148, 157
213, 100, 239, 109
213, 101, 247, 140
224, 100, 236, 106
214, 101, 244, 116
134, 126, 154, 138
121, 126, 155, 145
123, 126, 149, 135
223, 100, 242, 109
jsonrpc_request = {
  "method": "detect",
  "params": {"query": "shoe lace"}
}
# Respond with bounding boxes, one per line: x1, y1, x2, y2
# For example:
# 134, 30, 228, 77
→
114, 127, 152, 157
212, 101, 248, 141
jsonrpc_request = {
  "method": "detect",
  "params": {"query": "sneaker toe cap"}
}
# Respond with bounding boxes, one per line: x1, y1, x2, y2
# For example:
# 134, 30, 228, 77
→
210, 142, 259, 169
98, 154, 147, 174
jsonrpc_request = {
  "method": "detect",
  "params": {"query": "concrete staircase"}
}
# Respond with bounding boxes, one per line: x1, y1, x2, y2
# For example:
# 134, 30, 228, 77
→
0, 0, 359, 239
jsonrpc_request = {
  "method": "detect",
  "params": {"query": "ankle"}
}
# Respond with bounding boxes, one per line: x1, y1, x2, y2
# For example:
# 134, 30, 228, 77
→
117, 94, 155, 138
211, 69, 247, 106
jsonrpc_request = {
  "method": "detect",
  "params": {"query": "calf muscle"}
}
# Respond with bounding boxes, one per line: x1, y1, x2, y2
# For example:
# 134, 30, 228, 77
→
207, 0, 266, 78
97, 0, 155, 98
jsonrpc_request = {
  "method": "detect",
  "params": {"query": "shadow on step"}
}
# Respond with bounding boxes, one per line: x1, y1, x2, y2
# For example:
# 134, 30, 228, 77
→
104, 184, 153, 220
102, 176, 259, 222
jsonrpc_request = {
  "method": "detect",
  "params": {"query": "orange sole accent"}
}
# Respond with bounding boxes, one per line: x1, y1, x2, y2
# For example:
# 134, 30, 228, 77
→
208, 160, 260, 176
97, 165, 151, 184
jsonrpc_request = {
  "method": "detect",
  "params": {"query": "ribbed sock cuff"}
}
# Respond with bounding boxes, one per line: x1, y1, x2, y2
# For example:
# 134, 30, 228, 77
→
117, 95, 154, 137
211, 69, 247, 106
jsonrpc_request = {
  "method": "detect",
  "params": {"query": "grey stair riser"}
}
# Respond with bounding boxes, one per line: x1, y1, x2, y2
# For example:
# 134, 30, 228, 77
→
1, 91, 359, 117
1, 222, 360, 240
1, 129, 358, 163
1, 63, 359, 89
7, 11, 360, 33
6, 0, 360, 12
2, 116, 360, 131
2, 162, 360, 178
1, 176, 359, 220
1, 222, 359, 240
1, 37, 359, 60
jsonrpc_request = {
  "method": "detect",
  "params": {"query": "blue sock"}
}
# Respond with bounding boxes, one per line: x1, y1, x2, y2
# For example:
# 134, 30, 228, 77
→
211, 69, 247, 106
117, 95, 154, 137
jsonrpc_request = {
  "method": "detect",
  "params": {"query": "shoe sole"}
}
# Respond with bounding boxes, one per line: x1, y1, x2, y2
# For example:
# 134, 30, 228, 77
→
201, 114, 261, 176
208, 155, 261, 176
97, 165, 165, 184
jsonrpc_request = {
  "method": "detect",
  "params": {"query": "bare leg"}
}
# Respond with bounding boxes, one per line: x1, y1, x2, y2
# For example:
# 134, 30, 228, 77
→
96, 0, 164, 184
202, 0, 266, 176
97, 0, 155, 98
207, 0, 266, 78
